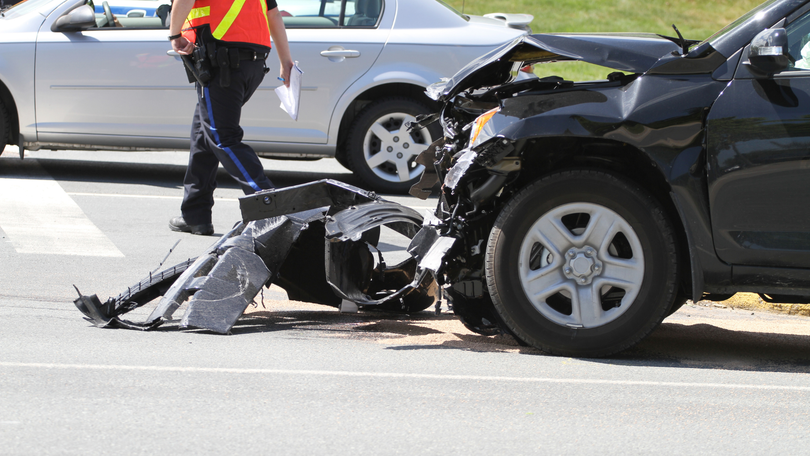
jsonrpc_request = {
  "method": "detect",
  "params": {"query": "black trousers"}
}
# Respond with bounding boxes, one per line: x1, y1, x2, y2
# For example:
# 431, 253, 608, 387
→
180, 58, 274, 225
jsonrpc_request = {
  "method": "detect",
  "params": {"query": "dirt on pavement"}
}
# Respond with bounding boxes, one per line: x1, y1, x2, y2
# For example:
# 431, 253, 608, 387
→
240, 286, 810, 371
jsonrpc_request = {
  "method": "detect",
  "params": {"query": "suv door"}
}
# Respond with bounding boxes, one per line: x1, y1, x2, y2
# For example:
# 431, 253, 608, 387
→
707, 12, 810, 268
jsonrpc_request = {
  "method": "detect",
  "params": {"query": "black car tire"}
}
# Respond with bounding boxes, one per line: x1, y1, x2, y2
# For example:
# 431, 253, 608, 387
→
0, 100, 7, 153
346, 97, 440, 194
485, 170, 679, 357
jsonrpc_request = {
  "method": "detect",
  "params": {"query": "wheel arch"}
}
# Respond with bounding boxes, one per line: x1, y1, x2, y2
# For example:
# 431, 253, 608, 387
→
0, 78, 20, 146
333, 82, 439, 165
511, 136, 694, 303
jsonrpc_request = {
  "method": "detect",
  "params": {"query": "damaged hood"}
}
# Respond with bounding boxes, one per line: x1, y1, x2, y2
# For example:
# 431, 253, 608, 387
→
428, 33, 681, 101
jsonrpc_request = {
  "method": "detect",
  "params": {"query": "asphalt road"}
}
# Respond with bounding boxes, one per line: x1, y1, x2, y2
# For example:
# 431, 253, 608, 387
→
2, 148, 810, 455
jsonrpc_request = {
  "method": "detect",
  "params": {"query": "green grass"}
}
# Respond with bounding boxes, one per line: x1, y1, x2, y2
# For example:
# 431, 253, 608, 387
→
444, 0, 765, 80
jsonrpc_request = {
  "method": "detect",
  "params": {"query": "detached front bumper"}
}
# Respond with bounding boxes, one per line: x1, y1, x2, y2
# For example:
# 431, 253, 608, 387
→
74, 180, 454, 334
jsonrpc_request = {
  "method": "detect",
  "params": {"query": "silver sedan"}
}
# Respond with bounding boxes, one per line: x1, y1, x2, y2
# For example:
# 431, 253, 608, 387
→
0, 0, 531, 192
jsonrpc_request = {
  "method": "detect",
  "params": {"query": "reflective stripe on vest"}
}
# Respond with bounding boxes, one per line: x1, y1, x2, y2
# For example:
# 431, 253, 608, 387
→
188, 6, 209, 20
214, 0, 247, 40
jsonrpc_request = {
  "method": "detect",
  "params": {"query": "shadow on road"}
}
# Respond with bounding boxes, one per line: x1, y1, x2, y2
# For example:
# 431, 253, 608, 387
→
225, 305, 810, 373
613, 321, 810, 372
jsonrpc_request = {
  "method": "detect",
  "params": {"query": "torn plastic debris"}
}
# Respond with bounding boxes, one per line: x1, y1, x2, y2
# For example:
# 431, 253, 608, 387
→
73, 179, 447, 334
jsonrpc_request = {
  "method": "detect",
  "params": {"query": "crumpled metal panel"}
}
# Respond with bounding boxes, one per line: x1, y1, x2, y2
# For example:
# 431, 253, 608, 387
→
409, 138, 445, 200
324, 200, 422, 241
74, 180, 449, 332
179, 245, 271, 333
323, 200, 437, 310
144, 215, 325, 333
240, 179, 377, 222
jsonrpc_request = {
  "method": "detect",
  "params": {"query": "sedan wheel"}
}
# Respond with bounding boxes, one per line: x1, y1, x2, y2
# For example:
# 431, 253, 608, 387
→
347, 97, 439, 194
486, 170, 679, 357
0, 100, 8, 152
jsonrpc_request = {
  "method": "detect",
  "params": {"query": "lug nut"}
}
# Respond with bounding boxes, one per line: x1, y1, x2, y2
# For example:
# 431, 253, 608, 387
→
564, 267, 572, 274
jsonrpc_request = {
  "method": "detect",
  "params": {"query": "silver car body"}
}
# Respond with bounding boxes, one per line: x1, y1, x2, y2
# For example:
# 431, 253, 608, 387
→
0, 0, 529, 164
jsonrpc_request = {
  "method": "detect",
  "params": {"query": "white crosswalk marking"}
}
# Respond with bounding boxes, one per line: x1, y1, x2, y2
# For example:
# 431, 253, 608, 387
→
0, 172, 124, 257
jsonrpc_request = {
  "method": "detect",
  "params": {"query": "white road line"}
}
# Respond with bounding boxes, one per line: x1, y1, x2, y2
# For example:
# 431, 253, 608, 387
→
0, 176, 123, 257
68, 192, 186, 200
67, 192, 437, 211
1, 361, 807, 392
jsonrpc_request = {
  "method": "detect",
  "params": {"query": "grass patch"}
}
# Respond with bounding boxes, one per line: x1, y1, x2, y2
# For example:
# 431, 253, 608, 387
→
444, 0, 766, 80
702, 293, 810, 317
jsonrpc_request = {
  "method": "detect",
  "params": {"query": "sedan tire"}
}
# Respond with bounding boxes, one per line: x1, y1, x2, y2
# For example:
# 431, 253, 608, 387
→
346, 97, 440, 194
0, 100, 7, 152
485, 170, 679, 357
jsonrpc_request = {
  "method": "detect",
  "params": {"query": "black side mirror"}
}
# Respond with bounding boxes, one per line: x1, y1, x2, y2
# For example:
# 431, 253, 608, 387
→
51, 4, 96, 32
748, 28, 791, 76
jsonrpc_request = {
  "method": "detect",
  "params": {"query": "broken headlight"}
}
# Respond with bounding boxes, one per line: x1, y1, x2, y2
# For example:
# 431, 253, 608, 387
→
469, 107, 500, 148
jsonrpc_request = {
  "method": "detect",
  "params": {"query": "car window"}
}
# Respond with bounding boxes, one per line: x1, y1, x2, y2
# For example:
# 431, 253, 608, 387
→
787, 12, 810, 70
87, 0, 170, 28
278, 0, 381, 28
343, 0, 380, 26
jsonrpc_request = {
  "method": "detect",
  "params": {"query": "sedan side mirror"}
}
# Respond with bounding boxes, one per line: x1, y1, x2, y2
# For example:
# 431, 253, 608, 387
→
748, 28, 791, 76
51, 4, 96, 32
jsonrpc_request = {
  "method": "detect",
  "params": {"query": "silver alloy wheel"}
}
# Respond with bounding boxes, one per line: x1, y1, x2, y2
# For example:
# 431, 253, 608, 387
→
518, 202, 645, 329
362, 112, 433, 184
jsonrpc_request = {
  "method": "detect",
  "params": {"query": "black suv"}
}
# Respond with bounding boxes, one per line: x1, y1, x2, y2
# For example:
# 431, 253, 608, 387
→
408, 0, 810, 356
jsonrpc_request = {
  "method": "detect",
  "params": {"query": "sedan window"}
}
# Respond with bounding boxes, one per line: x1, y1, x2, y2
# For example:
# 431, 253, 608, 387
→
278, 0, 381, 28
344, 0, 380, 26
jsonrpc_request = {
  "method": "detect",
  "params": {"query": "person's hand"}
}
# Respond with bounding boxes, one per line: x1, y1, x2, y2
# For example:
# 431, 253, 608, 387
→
279, 60, 293, 88
172, 36, 195, 55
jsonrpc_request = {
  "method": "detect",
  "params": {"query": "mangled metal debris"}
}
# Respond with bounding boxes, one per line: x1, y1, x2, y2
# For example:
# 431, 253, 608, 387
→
74, 180, 442, 334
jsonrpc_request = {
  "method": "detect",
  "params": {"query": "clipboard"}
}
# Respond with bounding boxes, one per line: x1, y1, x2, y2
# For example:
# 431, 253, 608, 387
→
274, 62, 303, 121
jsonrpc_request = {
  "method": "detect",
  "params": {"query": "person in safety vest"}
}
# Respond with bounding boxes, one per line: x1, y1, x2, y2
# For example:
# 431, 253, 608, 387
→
167, 0, 293, 235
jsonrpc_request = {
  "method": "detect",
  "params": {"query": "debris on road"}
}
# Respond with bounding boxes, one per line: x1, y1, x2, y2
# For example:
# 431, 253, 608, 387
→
74, 180, 439, 334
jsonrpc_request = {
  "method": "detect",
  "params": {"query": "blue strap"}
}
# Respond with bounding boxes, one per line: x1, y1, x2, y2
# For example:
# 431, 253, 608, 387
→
204, 86, 262, 192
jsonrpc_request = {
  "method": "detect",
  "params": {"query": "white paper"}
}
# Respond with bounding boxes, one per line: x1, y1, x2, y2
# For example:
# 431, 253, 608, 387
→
274, 61, 303, 121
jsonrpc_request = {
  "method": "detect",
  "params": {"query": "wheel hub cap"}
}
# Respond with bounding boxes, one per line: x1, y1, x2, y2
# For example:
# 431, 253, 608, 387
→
563, 247, 602, 285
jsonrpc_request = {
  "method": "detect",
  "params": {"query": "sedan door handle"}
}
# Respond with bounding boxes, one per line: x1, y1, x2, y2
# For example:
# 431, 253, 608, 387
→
320, 49, 361, 58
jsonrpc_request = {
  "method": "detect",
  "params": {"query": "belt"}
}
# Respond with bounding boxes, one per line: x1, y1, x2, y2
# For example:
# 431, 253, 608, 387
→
234, 49, 269, 61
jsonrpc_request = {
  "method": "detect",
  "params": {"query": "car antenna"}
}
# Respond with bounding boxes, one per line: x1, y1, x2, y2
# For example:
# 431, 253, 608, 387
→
672, 24, 689, 55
